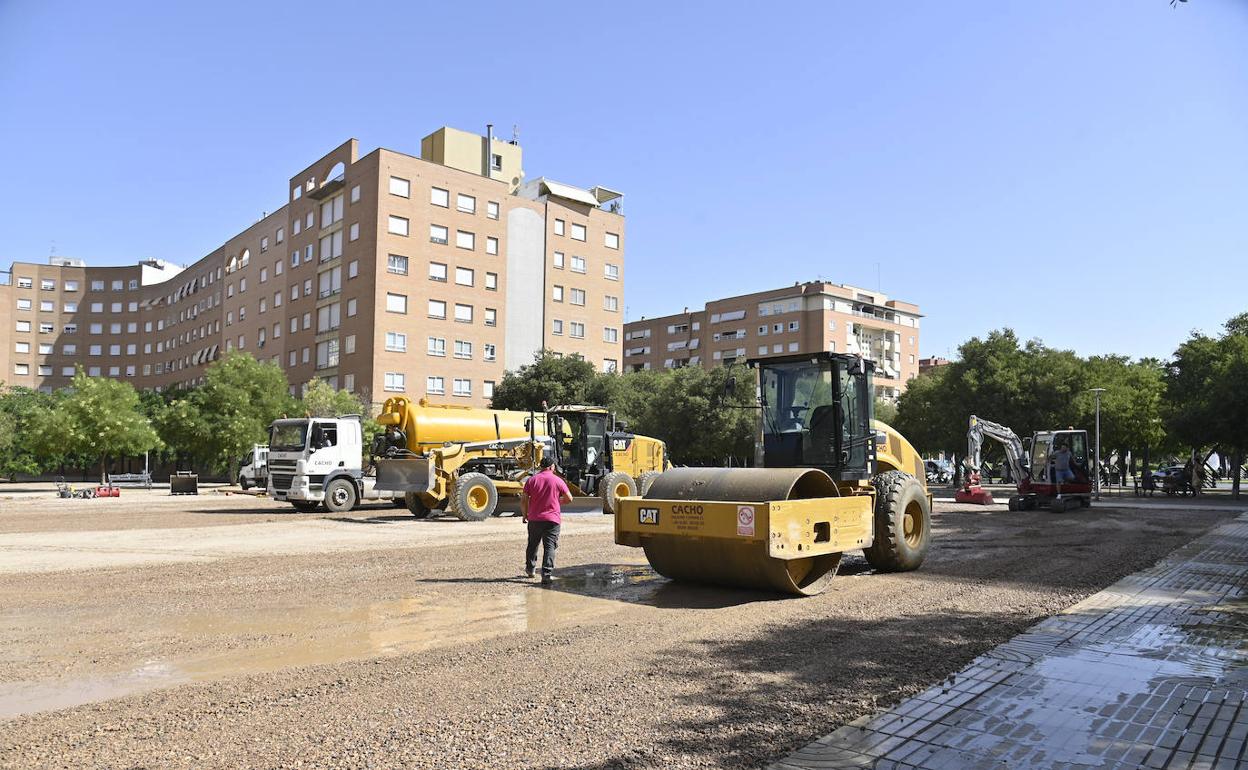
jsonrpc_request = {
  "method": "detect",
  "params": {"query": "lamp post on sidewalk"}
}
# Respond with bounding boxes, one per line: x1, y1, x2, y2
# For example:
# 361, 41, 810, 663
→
1089, 388, 1106, 500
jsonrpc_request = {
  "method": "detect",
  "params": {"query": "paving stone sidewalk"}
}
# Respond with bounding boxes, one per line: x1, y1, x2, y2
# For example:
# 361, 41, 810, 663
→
772, 512, 1248, 770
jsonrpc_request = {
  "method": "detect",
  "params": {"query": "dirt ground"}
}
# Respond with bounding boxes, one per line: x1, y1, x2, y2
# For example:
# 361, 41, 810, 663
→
0, 491, 1237, 769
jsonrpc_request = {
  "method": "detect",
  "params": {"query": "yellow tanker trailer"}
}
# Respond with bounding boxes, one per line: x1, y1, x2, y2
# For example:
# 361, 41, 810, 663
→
374, 397, 667, 521
616, 352, 932, 596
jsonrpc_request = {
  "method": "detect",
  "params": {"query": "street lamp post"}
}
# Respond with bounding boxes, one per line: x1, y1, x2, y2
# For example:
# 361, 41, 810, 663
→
1089, 388, 1106, 500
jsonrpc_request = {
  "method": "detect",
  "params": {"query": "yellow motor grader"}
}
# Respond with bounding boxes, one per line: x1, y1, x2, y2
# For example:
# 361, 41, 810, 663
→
616, 352, 932, 596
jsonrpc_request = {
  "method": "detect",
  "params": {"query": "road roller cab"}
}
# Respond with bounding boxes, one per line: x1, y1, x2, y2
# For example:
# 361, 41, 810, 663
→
616, 353, 932, 596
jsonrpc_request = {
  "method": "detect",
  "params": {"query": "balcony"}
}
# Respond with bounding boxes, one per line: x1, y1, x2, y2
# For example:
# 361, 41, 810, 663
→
307, 174, 345, 200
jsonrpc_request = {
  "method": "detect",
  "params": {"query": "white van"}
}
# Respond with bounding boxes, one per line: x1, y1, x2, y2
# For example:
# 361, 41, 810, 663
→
238, 444, 269, 490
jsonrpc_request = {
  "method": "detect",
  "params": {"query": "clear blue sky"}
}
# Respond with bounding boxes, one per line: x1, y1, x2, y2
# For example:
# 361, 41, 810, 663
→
2, 0, 1244, 362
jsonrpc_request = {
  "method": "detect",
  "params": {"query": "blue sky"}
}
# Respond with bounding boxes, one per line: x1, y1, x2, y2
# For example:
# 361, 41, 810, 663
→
1, 0, 1244, 362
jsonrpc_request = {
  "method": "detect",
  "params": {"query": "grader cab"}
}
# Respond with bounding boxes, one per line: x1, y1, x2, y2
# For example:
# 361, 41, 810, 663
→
616, 352, 932, 596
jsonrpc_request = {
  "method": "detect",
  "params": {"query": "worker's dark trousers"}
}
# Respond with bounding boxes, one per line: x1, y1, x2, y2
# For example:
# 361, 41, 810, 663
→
525, 521, 560, 578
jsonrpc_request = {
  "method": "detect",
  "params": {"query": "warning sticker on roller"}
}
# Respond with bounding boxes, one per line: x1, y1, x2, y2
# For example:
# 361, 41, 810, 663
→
736, 505, 756, 537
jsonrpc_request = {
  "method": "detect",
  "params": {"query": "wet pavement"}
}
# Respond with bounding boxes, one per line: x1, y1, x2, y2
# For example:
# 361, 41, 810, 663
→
772, 512, 1248, 770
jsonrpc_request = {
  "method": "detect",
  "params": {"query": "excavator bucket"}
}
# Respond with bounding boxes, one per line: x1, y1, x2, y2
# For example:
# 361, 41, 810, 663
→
955, 485, 994, 505
615, 467, 874, 596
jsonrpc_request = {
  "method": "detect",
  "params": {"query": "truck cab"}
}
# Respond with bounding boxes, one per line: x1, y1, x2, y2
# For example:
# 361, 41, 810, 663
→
237, 444, 268, 490
267, 416, 398, 512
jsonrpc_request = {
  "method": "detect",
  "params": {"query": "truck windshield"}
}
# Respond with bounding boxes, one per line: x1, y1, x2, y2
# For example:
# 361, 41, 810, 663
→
271, 422, 309, 452
760, 361, 834, 437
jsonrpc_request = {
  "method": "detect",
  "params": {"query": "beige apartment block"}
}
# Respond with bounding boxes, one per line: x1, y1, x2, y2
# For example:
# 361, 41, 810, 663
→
623, 282, 922, 399
0, 126, 625, 407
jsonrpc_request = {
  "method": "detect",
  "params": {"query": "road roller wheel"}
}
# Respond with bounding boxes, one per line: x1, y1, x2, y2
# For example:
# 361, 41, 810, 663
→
449, 473, 497, 521
601, 471, 637, 516
404, 491, 432, 519
636, 470, 661, 497
863, 470, 930, 572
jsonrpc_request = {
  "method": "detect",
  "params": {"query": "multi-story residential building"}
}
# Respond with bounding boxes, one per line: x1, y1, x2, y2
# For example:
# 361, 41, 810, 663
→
0, 126, 626, 406
622, 282, 922, 399
918, 356, 951, 376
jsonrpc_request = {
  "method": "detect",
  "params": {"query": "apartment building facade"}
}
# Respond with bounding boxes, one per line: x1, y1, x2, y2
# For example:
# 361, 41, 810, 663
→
622, 282, 922, 399
0, 127, 626, 406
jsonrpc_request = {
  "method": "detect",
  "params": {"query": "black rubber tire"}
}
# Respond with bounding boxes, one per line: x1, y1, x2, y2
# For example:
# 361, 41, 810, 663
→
600, 471, 637, 516
636, 470, 662, 497
239, 476, 251, 490
291, 501, 320, 512
404, 492, 432, 518
1007, 497, 1021, 512
863, 470, 931, 572
323, 478, 358, 513
449, 473, 497, 521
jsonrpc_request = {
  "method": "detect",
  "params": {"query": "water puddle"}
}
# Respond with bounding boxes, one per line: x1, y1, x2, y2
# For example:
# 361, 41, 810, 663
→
0, 567, 665, 721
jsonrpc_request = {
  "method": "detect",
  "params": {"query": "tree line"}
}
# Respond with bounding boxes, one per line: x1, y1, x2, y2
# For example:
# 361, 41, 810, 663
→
0, 352, 368, 482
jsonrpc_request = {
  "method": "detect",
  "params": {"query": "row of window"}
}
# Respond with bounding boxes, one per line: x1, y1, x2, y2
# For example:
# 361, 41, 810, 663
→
15, 299, 142, 314
382, 372, 496, 399
12, 278, 138, 292
384, 293, 498, 326
391, 178, 502, 222
13, 363, 137, 377
382, 332, 498, 362
552, 218, 621, 251
552, 252, 620, 280
387, 216, 500, 255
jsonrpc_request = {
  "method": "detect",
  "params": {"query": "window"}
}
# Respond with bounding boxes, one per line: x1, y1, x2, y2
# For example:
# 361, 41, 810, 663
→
16, 277, 33, 289
39, 300, 53, 312
454, 340, 472, 359
605, 263, 620, 280
788, 321, 800, 331
349, 223, 359, 241
485, 272, 498, 291
455, 267, 474, 287
276, 227, 285, 244
454, 303, 473, 323
484, 308, 496, 327
290, 285, 298, 301
318, 231, 343, 262
552, 285, 564, 302
239, 278, 247, 293
483, 343, 496, 361
14, 342, 29, 353
40, 279, 54, 291
453, 379, 472, 397
571, 256, 586, 273
316, 303, 341, 332
605, 232, 620, 249
36, 342, 51, 354
456, 230, 475, 250
347, 298, 357, 316
384, 372, 406, 392
570, 288, 586, 306
553, 252, 565, 269
293, 219, 301, 235
315, 339, 339, 369
38, 322, 53, 334
64, 280, 78, 292
347, 260, 358, 279
485, 236, 498, 256
456, 193, 476, 213
388, 254, 409, 275
552, 319, 563, 335
389, 176, 410, 197
789, 342, 800, 352
388, 215, 409, 236
570, 322, 585, 339
571, 223, 586, 242
89, 344, 102, 355
486, 201, 499, 220
431, 187, 449, 207
291, 250, 299, 269
426, 376, 445, 395
88, 366, 101, 376
604, 327, 619, 343
483, 380, 495, 398
774, 323, 783, 333
428, 299, 447, 319
386, 293, 407, 314
260, 267, 268, 283
428, 262, 448, 282
15, 320, 30, 332
261, 236, 269, 253
344, 334, 354, 354
430, 224, 449, 244
16, 299, 31, 311
554, 219, 565, 236
304, 278, 313, 296
14, 363, 29, 376
350, 186, 360, 204
385, 332, 407, 352
320, 195, 344, 227
90, 280, 104, 291
604, 295, 618, 312
109, 344, 121, 355
603, 359, 618, 373
64, 323, 77, 334
62, 366, 75, 376
427, 337, 446, 356
304, 244, 313, 263
290, 317, 298, 333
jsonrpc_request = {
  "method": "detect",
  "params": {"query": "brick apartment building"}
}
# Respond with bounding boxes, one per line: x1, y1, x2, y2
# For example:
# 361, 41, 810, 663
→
622, 282, 922, 400
0, 126, 626, 407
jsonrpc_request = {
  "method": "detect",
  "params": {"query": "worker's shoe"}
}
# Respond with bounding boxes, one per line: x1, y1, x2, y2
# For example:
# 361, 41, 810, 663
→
524, 569, 535, 578
540, 575, 553, 586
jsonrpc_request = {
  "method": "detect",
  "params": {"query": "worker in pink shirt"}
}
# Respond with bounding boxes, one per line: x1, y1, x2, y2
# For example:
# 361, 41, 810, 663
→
521, 457, 573, 585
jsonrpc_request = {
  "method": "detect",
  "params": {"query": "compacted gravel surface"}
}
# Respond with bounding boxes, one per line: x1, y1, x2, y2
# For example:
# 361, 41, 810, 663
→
0, 491, 1236, 769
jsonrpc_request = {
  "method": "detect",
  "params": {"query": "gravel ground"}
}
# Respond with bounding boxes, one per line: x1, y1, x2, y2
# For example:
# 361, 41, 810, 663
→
0, 493, 1236, 769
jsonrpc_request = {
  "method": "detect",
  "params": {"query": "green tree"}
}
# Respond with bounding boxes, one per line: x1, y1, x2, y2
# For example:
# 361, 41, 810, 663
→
54, 371, 162, 482
0, 385, 61, 478
490, 352, 598, 411
873, 398, 898, 426
301, 378, 369, 418
618, 365, 755, 465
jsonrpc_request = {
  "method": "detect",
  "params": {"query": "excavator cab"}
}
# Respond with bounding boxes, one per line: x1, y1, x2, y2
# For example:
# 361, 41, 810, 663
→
757, 353, 875, 480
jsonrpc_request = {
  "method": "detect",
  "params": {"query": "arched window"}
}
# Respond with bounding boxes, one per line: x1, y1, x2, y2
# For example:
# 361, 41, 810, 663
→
326, 161, 345, 181
240, 248, 250, 267
226, 255, 239, 274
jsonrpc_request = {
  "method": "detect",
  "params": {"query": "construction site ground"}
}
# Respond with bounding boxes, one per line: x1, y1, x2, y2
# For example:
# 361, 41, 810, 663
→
0, 489, 1242, 769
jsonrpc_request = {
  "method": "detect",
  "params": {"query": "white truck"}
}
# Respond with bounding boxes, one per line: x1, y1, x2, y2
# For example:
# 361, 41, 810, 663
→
266, 416, 400, 512
237, 444, 269, 490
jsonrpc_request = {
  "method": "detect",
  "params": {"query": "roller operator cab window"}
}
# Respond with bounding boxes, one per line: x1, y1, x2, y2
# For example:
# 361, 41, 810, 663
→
270, 421, 308, 451
759, 357, 872, 478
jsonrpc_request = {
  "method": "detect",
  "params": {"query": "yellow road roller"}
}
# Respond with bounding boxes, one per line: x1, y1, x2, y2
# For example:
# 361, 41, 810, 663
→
616, 352, 931, 596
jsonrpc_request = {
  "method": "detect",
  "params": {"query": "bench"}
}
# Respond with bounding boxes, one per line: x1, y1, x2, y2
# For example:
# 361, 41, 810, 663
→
107, 472, 153, 489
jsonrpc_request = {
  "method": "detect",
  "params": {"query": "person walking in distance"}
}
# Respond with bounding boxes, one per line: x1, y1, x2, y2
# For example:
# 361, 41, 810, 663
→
521, 457, 573, 585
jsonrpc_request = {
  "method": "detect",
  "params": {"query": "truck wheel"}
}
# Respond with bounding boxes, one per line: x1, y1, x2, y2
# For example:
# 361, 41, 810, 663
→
449, 473, 497, 521
239, 476, 251, 491
405, 492, 432, 519
637, 471, 662, 497
324, 478, 358, 513
601, 471, 637, 516
864, 470, 931, 572
291, 501, 320, 512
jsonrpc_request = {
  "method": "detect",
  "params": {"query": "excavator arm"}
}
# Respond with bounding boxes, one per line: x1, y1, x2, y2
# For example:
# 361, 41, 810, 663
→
965, 415, 1028, 490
